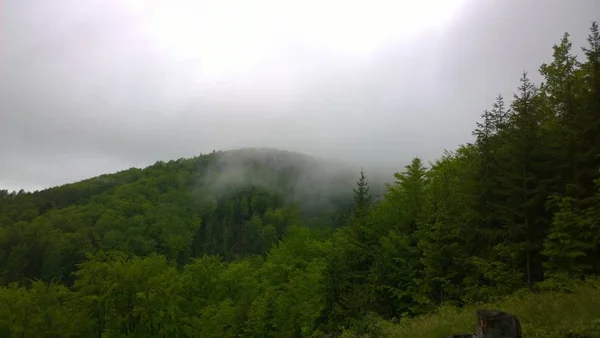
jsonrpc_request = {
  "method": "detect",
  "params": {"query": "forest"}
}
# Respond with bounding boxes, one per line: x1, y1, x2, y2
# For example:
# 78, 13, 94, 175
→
0, 23, 599, 337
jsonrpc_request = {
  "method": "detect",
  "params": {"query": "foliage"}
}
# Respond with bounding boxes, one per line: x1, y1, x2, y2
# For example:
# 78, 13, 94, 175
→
378, 277, 600, 338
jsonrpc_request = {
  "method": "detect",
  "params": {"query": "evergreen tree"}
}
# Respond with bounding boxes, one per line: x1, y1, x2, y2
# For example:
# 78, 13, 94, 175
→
317, 169, 375, 332
542, 195, 595, 278
539, 31, 584, 198
580, 22, 600, 206
353, 168, 372, 217
370, 158, 430, 316
472, 94, 512, 253
417, 153, 471, 306
388, 157, 428, 235
503, 72, 547, 285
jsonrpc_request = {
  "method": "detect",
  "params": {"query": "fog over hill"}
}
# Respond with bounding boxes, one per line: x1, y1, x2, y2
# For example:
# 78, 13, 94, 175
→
2, 0, 598, 191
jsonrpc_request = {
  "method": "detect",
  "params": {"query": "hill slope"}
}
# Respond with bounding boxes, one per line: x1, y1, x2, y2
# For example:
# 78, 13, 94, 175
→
0, 148, 364, 285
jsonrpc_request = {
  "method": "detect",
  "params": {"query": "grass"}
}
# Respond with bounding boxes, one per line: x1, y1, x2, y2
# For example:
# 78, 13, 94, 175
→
377, 277, 600, 338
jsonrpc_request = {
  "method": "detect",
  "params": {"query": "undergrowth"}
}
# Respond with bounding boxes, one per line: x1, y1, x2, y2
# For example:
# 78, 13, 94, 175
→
348, 277, 600, 338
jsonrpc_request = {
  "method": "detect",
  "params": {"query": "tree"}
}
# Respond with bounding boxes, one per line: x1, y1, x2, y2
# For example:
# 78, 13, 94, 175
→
539, 31, 584, 198
494, 72, 548, 285
353, 168, 372, 216
472, 95, 512, 252
417, 152, 473, 306
579, 22, 600, 206
388, 157, 428, 235
369, 158, 430, 317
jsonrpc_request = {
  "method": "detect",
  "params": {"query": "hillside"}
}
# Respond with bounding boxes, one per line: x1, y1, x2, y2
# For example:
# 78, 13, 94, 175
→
0, 147, 366, 284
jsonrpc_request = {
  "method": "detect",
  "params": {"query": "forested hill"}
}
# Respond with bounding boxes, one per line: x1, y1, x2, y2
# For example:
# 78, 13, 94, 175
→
0, 147, 367, 282
0, 147, 361, 221
1, 23, 600, 338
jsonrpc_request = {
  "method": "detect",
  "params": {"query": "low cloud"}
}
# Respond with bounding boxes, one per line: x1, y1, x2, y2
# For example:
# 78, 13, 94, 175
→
1, 0, 598, 191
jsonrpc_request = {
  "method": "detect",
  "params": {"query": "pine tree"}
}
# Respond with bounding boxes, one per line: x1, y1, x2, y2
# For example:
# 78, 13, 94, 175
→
370, 158, 430, 315
317, 169, 376, 331
353, 168, 372, 217
489, 72, 548, 286
542, 23, 600, 277
389, 157, 428, 235
539, 32, 584, 198
542, 195, 595, 278
417, 153, 471, 306
579, 22, 600, 207
514, 73, 551, 284
472, 94, 512, 251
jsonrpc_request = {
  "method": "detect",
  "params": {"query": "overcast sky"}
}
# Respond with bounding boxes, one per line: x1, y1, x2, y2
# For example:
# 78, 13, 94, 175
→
1, 0, 599, 191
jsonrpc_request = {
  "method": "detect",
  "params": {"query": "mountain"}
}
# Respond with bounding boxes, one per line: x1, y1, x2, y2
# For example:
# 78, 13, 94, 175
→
0, 147, 368, 285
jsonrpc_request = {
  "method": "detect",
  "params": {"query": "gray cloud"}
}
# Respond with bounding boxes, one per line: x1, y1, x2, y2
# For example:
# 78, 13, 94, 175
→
1, 0, 599, 191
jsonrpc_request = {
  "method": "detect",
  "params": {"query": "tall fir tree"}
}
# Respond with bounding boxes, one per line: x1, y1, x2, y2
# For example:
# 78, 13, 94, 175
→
505, 72, 549, 285
580, 22, 600, 207
353, 168, 372, 217
472, 94, 512, 253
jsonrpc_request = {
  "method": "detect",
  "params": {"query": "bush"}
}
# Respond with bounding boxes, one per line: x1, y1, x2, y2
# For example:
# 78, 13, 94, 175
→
379, 278, 600, 338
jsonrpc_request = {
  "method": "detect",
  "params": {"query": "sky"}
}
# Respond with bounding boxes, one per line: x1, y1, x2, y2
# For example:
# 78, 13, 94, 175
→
1, 0, 599, 192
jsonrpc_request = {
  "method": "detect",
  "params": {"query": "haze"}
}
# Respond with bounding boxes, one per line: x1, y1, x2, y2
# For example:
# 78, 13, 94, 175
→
1, 0, 599, 192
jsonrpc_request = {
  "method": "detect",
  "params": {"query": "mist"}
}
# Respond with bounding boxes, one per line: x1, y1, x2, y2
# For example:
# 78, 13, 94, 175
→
194, 148, 359, 212
1, 0, 599, 191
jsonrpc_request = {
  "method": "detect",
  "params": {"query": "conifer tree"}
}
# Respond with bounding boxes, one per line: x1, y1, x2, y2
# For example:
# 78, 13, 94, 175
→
580, 22, 600, 206
502, 72, 547, 284
539, 32, 584, 197
353, 168, 372, 217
